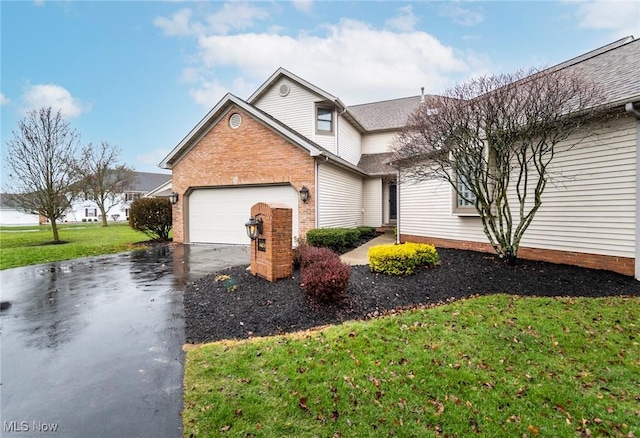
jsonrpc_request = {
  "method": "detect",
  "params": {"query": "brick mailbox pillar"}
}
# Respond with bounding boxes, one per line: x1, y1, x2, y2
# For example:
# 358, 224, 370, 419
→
249, 202, 293, 282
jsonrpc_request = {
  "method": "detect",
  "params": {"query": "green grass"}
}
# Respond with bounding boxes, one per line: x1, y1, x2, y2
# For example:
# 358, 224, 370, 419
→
184, 294, 640, 437
0, 222, 150, 269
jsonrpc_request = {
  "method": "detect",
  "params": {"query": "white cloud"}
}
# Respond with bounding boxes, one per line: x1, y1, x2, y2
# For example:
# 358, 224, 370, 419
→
0, 93, 10, 105
439, 4, 484, 27
22, 84, 90, 118
385, 5, 418, 32
188, 18, 480, 105
154, 3, 268, 37
572, 0, 640, 38
291, 0, 313, 13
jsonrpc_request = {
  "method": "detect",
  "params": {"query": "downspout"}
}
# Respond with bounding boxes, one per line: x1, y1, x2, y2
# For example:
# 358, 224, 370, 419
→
396, 168, 401, 244
625, 102, 640, 280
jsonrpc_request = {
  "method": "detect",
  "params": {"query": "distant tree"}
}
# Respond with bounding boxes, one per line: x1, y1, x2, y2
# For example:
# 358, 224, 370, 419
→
5, 107, 84, 242
393, 68, 607, 264
78, 142, 136, 227
128, 197, 172, 241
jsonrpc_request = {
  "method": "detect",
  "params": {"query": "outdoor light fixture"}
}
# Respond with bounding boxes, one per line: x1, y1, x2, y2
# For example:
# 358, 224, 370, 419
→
299, 186, 309, 203
245, 216, 263, 240
168, 192, 179, 205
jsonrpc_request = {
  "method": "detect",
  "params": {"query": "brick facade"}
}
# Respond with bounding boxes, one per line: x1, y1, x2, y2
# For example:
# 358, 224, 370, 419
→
250, 202, 292, 281
170, 107, 316, 243
401, 234, 635, 277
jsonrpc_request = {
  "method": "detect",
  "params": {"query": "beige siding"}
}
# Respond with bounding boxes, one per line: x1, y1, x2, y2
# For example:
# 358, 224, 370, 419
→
253, 79, 317, 144
338, 117, 362, 165
400, 116, 637, 258
317, 162, 363, 228
363, 131, 398, 154
363, 178, 382, 227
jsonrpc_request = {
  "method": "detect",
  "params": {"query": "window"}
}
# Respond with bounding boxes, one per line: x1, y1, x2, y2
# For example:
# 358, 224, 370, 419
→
85, 208, 98, 217
125, 192, 141, 202
452, 174, 478, 216
316, 106, 333, 134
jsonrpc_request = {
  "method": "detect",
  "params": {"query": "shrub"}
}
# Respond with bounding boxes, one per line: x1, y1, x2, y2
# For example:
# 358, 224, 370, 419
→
356, 226, 377, 239
300, 245, 338, 269
129, 197, 172, 241
306, 228, 360, 253
368, 242, 439, 276
301, 252, 350, 302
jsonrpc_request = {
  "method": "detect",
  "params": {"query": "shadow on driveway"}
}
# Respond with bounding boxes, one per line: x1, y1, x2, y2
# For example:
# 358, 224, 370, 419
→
0, 244, 249, 437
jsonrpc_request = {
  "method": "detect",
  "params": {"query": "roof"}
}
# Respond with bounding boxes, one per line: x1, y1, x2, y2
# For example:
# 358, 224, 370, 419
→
131, 171, 171, 192
357, 153, 396, 176
0, 193, 20, 209
346, 95, 440, 131
551, 36, 640, 107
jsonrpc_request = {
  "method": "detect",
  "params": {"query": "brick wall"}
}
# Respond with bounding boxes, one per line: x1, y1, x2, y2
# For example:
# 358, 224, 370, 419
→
250, 202, 293, 281
401, 234, 635, 277
171, 106, 316, 243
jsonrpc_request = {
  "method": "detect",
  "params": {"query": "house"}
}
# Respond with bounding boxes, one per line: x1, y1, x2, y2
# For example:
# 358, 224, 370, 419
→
160, 36, 639, 278
64, 171, 171, 222
0, 193, 41, 226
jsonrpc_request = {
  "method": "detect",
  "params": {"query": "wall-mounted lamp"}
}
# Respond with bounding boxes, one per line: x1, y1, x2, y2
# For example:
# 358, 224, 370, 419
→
245, 216, 263, 240
299, 186, 309, 203
168, 192, 179, 205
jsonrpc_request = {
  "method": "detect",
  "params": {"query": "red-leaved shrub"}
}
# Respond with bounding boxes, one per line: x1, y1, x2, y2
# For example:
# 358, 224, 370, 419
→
300, 249, 350, 302
300, 245, 338, 270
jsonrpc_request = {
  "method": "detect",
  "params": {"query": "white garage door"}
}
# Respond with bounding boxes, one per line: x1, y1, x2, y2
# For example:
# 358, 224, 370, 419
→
188, 185, 299, 244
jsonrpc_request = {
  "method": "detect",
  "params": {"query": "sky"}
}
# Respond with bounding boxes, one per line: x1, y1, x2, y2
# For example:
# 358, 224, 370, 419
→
1, 0, 639, 184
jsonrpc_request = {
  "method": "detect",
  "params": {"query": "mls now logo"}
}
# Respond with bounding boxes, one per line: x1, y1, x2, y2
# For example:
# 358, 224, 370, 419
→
4, 421, 59, 432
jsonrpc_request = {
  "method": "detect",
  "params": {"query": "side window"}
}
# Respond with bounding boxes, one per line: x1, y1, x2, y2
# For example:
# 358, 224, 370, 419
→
316, 106, 334, 134
452, 174, 478, 216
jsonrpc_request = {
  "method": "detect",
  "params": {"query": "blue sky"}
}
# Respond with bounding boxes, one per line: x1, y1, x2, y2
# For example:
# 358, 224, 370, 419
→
1, 0, 639, 182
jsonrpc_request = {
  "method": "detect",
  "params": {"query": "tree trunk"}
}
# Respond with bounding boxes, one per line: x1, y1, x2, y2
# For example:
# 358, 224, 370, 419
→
51, 219, 60, 242
99, 206, 109, 227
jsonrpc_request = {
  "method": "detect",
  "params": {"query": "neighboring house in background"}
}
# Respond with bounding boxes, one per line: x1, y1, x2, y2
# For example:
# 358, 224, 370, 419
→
160, 36, 639, 278
0, 194, 40, 226
64, 171, 171, 223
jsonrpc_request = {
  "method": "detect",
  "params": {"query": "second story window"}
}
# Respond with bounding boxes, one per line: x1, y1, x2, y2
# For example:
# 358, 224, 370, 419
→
316, 106, 333, 134
125, 192, 141, 202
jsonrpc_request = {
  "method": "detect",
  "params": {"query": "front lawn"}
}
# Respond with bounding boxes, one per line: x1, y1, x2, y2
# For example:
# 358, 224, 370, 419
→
184, 294, 639, 437
0, 222, 150, 269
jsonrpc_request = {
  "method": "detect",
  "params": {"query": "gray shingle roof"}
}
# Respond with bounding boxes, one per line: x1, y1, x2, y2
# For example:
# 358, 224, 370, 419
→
357, 153, 396, 176
132, 172, 171, 193
346, 95, 440, 131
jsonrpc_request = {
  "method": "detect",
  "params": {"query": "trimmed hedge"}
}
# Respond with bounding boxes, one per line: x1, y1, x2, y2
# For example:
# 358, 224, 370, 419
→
297, 244, 350, 303
368, 242, 439, 276
306, 228, 361, 253
129, 198, 172, 241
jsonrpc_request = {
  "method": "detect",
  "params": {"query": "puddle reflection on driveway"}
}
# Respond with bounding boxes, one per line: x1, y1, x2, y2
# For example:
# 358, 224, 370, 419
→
0, 244, 249, 438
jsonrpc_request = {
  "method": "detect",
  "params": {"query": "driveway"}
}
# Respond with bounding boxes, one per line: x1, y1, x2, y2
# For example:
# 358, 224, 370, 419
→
0, 244, 249, 437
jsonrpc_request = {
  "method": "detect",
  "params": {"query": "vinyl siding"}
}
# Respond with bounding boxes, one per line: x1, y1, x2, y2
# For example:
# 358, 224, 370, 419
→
400, 116, 637, 258
253, 79, 317, 142
362, 131, 398, 154
317, 162, 363, 228
363, 178, 382, 227
337, 117, 362, 165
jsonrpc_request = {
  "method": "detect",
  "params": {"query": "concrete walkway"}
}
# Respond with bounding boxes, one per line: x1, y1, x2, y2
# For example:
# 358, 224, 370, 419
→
340, 232, 396, 265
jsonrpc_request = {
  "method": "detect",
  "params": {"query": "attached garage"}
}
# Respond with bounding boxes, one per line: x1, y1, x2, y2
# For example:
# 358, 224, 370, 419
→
187, 184, 300, 244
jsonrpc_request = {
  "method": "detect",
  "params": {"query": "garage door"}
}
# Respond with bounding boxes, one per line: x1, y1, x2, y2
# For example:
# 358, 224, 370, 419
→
188, 185, 299, 244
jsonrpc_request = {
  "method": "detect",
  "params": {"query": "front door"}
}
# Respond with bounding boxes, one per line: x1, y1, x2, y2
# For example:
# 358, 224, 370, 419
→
389, 183, 397, 220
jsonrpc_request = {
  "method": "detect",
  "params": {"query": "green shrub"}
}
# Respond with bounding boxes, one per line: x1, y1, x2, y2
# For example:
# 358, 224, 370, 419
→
128, 198, 172, 241
368, 242, 439, 276
299, 245, 350, 302
356, 226, 377, 239
306, 228, 360, 252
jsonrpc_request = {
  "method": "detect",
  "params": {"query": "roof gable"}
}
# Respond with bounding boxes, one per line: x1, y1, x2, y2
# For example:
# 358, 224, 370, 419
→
248, 67, 346, 109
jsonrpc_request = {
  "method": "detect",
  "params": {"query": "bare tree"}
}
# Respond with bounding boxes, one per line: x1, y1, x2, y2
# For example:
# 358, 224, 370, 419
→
78, 142, 136, 226
5, 107, 84, 242
393, 68, 608, 264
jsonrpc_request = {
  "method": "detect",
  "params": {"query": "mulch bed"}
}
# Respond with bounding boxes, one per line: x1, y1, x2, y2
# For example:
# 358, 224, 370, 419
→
184, 248, 640, 344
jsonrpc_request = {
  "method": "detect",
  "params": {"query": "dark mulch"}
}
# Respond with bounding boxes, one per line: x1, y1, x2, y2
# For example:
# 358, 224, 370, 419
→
184, 248, 640, 344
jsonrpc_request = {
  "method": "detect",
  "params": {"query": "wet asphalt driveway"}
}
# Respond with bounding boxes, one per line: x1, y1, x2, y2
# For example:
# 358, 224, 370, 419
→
0, 244, 249, 437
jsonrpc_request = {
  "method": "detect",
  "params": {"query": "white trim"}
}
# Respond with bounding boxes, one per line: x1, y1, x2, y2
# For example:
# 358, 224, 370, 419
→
635, 117, 640, 279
